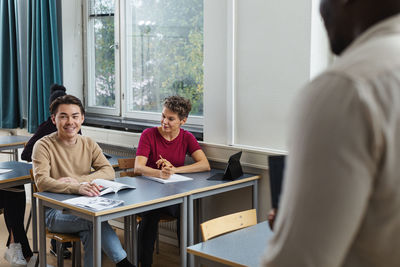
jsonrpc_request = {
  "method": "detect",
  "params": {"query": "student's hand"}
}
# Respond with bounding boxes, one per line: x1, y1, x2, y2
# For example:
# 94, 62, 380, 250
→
268, 208, 277, 230
58, 177, 80, 184
159, 166, 176, 179
78, 182, 101, 197
156, 158, 173, 169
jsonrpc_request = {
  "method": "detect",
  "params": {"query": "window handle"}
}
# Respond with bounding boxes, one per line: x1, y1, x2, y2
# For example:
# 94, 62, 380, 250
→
109, 42, 119, 50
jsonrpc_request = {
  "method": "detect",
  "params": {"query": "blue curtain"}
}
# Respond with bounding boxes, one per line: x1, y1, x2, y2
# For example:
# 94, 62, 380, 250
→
0, 0, 22, 128
27, 0, 62, 133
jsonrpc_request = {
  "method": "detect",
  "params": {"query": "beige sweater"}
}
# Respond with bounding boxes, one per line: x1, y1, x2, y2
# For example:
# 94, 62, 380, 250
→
32, 132, 115, 194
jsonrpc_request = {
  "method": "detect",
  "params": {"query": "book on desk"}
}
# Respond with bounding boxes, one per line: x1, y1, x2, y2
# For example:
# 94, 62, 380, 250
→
91, 178, 136, 195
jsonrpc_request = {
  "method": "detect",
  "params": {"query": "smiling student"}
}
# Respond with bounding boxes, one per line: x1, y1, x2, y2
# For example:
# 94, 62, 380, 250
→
134, 95, 210, 267
32, 95, 134, 267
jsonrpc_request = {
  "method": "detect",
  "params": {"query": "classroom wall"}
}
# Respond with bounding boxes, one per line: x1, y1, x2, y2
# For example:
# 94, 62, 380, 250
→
203, 0, 330, 151
60, 0, 331, 223
61, 0, 83, 99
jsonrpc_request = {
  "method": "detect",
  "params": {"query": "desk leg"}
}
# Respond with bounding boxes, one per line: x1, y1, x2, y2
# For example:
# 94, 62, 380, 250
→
132, 215, 138, 266
188, 195, 194, 267
181, 197, 187, 267
13, 149, 18, 161
38, 199, 46, 267
253, 180, 259, 213
124, 216, 131, 260
93, 218, 101, 267
31, 185, 38, 252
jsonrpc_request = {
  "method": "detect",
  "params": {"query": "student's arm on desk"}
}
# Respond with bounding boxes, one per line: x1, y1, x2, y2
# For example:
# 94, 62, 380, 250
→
135, 150, 210, 179
174, 149, 210, 173
79, 141, 115, 182
32, 146, 81, 194
135, 155, 171, 179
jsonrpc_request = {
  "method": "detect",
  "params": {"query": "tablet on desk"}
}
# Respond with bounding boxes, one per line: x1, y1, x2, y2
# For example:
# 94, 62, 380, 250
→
207, 151, 243, 181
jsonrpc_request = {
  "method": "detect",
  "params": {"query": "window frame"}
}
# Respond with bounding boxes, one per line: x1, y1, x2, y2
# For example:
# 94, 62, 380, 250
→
83, 0, 204, 128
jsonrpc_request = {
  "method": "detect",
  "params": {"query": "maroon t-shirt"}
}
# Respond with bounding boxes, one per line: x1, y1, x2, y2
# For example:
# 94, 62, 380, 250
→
136, 127, 201, 169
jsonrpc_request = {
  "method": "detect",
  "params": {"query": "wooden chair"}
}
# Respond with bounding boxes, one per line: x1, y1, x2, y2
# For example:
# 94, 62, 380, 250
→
200, 209, 257, 241
117, 158, 137, 177
30, 170, 82, 267
117, 158, 177, 254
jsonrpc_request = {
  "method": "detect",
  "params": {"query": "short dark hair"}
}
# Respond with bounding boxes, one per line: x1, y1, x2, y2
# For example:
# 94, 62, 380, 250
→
50, 95, 85, 115
163, 96, 192, 120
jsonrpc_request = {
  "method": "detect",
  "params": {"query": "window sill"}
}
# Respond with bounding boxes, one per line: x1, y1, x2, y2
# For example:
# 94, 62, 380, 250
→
83, 113, 204, 140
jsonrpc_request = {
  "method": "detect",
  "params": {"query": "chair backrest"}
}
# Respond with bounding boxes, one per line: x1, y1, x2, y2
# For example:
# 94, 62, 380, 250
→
200, 209, 257, 241
29, 169, 38, 193
118, 158, 136, 177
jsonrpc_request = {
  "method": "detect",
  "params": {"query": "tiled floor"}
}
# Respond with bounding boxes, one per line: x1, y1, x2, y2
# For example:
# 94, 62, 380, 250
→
0, 203, 180, 267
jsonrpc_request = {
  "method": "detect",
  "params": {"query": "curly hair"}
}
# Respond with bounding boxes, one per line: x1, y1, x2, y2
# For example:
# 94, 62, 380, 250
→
163, 96, 192, 120
50, 95, 85, 115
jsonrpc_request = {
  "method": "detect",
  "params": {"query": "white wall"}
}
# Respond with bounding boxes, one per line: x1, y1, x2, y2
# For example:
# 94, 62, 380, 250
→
203, 0, 329, 151
234, 0, 311, 150
310, 0, 331, 79
61, 0, 83, 99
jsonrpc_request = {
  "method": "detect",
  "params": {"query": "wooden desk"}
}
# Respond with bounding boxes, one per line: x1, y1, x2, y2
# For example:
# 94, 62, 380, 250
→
0, 161, 32, 188
187, 221, 273, 267
0, 135, 30, 161
0, 161, 37, 252
34, 170, 259, 267
161, 170, 259, 265
35, 177, 188, 267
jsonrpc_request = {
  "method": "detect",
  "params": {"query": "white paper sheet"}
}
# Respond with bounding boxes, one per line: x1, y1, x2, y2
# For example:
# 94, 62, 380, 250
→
142, 173, 193, 184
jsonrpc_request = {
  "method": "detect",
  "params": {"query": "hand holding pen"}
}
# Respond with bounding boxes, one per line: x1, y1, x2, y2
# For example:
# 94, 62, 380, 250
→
157, 155, 176, 179
156, 154, 173, 169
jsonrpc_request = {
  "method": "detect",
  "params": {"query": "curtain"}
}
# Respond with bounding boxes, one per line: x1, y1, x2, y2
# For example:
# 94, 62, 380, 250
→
0, 0, 22, 128
27, 0, 62, 133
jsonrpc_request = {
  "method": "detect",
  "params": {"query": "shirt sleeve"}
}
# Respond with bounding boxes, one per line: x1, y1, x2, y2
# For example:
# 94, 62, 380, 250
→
32, 140, 81, 194
79, 138, 115, 182
263, 73, 381, 267
185, 131, 202, 155
136, 128, 152, 158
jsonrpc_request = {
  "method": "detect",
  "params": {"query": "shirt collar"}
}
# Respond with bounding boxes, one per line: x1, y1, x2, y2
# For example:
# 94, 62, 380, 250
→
343, 13, 400, 56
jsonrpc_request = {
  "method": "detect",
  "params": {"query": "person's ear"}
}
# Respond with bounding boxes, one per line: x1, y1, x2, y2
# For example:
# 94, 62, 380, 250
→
81, 114, 85, 124
51, 114, 56, 125
180, 117, 187, 126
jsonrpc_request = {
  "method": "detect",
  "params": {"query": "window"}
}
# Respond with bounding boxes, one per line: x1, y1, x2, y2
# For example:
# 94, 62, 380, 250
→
84, 0, 204, 126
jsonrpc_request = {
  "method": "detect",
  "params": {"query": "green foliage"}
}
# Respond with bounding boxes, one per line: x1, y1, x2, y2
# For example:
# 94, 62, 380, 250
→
92, 0, 204, 116
94, 16, 115, 107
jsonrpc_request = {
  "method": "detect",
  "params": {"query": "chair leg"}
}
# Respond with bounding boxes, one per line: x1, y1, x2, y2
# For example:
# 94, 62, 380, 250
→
75, 241, 82, 267
72, 242, 76, 267
34, 253, 39, 267
25, 212, 31, 233
56, 242, 64, 267
156, 226, 160, 254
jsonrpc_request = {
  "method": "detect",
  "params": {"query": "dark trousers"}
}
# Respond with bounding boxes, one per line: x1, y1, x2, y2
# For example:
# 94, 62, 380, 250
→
138, 204, 180, 266
0, 188, 33, 259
